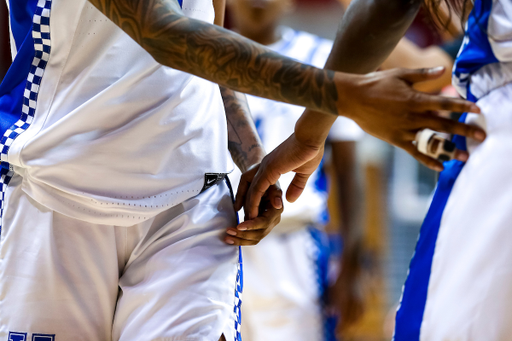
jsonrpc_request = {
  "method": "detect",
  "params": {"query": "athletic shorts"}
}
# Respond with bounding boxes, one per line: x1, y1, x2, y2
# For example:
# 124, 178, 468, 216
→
241, 227, 337, 341
394, 82, 512, 340
0, 174, 242, 341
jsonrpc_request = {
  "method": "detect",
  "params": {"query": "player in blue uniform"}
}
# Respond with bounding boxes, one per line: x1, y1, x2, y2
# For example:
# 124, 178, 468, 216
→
248, 0, 512, 339
394, 1, 512, 339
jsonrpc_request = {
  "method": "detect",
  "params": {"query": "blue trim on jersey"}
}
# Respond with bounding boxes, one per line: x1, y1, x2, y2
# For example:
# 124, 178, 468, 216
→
453, 0, 498, 100
0, 0, 53, 240
0, 0, 38, 141
309, 227, 337, 341
394, 115, 468, 341
314, 159, 330, 225
254, 117, 264, 144
177, 0, 183, 8
225, 177, 244, 341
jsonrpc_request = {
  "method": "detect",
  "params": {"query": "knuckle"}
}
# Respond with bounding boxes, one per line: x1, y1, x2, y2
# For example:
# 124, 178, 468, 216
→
418, 67, 429, 74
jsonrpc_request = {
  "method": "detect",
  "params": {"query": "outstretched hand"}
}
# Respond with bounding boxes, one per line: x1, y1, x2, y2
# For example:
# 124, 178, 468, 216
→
336, 67, 485, 170
241, 67, 486, 221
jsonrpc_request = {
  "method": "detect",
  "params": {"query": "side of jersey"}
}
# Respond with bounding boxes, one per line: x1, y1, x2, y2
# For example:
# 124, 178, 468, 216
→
0, 0, 232, 226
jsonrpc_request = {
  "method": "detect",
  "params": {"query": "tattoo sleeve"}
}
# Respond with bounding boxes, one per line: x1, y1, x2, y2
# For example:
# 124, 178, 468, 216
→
87, 0, 339, 115
221, 86, 265, 173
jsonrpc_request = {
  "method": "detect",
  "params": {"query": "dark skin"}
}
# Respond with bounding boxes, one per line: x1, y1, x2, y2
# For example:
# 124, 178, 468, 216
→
89, 0, 340, 115
2, 0, 478, 338
241, 0, 485, 219
87, 0, 486, 224
330, 141, 365, 330
212, 5, 284, 246
228, 0, 364, 329
86, 0, 484, 149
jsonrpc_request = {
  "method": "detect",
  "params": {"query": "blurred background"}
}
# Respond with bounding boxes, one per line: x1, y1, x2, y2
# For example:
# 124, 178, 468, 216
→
0, 0, 461, 340
226, 0, 460, 340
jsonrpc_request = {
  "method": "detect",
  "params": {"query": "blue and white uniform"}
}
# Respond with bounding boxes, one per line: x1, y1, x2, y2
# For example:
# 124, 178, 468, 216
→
395, 1, 512, 339
0, 1, 242, 340
230, 27, 363, 341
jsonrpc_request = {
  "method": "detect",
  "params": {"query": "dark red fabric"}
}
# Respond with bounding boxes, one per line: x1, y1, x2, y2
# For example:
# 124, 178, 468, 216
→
0, 0, 11, 81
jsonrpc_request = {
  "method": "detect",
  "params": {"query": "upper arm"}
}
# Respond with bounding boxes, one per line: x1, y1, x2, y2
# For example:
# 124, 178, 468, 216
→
0, 0, 11, 81
87, 0, 184, 44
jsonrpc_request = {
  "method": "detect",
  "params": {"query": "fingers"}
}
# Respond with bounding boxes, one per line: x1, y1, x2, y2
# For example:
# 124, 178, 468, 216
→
246, 166, 282, 219
418, 115, 486, 141
225, 229, 265, 244
399, 66, 446, 84
454, 149, 469, 162
402, 142, 444, 171
224, 235, 264, 246
234, 176, 249, 212
397, 67, 480, 114
224, 202, 282, 246
266, 181, 283, 210
226, 186, 283, 246
245, 178, 270, 220
285, 173, 311, 203
234, 166, 259, 211
414, 93, 481, 114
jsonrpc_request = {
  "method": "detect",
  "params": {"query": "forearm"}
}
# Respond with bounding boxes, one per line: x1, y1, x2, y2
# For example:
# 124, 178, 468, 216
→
295, 0, 421, 143
331, 142, 363, 277
211, 0, 264, 172
328, 0, 422, 74
88, 0, 339, 116
222, 87, 265, 173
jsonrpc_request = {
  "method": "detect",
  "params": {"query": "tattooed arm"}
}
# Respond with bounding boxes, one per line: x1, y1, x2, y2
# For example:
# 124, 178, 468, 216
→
221, 86, 283, 246
211, 2, 283, 246
88, 0, 340, 115
88, 0, 483, 218
211, 0, 264, 173
89, 0, 479, 124
221, 86, 264, 173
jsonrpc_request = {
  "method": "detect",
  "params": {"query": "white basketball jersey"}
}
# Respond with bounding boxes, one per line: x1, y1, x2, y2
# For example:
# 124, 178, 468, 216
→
0, 0, 232, 226
453, 0, 512, 101
230, 27, 364, 233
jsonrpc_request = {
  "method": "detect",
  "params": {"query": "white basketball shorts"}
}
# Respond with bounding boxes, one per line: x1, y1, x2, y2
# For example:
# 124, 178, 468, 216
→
0, 174, 242, 341
394, 82, 512, 340
241, 227, 337, 341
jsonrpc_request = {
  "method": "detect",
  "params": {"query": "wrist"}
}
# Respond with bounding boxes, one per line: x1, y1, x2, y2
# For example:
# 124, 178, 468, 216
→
240, 147, 265, 173
295, 110, 336, 148
333, 72, 361, 120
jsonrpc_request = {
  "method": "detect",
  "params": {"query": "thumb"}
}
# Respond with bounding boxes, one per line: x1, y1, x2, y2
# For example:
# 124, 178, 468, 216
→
286, 173, 311, 203
399, 66, 445, 84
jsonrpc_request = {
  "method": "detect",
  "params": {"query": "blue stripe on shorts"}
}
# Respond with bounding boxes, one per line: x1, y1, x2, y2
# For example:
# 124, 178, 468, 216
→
394, 115, 468, 340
